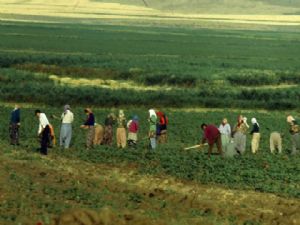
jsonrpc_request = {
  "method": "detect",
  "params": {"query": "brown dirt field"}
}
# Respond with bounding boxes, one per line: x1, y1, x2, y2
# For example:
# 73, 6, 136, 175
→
0, 150, 299, 225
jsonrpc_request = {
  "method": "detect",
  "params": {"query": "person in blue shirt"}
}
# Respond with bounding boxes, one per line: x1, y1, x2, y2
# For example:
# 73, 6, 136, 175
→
10, 105, 21, 145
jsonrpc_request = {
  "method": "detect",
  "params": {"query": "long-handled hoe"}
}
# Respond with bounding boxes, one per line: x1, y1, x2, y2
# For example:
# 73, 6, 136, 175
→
183, 143, 208, 151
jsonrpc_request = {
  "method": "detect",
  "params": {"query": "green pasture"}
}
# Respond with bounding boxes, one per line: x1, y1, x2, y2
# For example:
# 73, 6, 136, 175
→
0, 20, 300, 108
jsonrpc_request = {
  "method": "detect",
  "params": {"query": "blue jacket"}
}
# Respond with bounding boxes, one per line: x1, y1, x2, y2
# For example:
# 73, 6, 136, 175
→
84, 113, 95, 126
10, 109, 20, 124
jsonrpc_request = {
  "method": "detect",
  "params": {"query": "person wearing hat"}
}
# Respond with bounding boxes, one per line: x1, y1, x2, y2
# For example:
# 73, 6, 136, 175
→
232, 115, 249, 155
287, 115, 300, 155
250, 118, 260, 154
80, 108, 95, 149
35, 109, 51, 155
127, 115, 139, 148
116, 110, 127, 149
60, 104, 74, 149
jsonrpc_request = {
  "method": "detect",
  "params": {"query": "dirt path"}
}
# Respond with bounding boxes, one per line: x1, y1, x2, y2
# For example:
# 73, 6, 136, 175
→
0, 150, 299, 225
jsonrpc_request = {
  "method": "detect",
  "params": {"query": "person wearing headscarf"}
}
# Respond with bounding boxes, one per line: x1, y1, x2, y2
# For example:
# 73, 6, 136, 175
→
219, 118, 231, 151
116, 110, 127, 149
232, 115, 248, 155
250, 118, 260, 154
270, 132, 283, 154
10, 104, 21, 146
148, 109, 157, 150
127, 115, 139, 148
60, 104, 74, 149
80, 108, 95, 149
287, 115, 300, 155
156, 110, 168, 144
103, 113, 116, 146
35, 109, 51, 155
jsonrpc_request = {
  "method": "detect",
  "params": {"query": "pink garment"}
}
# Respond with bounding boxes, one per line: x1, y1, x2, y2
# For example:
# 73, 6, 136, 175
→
129, 120, 139, 133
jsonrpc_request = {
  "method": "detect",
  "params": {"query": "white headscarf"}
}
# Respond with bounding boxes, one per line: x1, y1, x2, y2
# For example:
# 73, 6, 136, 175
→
149, 109, 157, 118
287, 115, 295, 123
251, 118, 259, 127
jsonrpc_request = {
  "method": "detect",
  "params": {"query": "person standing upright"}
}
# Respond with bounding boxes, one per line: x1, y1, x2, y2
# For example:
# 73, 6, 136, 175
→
287, 115, 300, 155
219, 118, 231, 151
60, 105, 74, 149
10, 104, 21, 146
148, 109, 157, 150
103, 113, 116, 146
232, 115, 249, 155
156, 111, 168, 144
80, 108, 95, 150
127, 115, 139, 148
116, 110, 127, 149
35, 109, 50, 155
250, 118, 260, 154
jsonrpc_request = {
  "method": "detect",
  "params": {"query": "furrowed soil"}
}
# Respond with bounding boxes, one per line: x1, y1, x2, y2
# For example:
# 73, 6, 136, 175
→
0, 149, 299, 225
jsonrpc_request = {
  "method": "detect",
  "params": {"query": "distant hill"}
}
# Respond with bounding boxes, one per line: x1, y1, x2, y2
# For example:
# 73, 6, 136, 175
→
92, 0, 300, 14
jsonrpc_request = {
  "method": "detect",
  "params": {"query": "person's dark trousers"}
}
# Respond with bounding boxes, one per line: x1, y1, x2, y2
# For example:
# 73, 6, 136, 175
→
41, 125, 50, 155
9, 123, 20, 145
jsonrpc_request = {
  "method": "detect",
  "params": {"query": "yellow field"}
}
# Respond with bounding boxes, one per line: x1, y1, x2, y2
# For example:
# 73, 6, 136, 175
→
1, 0, 300, 27
49, 75, 176, 91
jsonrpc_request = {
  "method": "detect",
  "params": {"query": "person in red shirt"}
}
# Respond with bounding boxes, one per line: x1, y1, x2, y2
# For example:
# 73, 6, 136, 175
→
201, 123, 223, 158
127, 115, 139, 148
156, 110, 168, 144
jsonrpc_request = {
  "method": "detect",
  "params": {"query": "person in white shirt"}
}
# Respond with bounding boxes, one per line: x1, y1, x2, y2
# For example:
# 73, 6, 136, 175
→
219, 118, 231, 150
60, 105, 74, 149
35, 109, 50, 155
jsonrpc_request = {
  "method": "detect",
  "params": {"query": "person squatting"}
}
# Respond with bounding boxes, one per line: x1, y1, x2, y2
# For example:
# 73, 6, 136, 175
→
9, 105, 299, 157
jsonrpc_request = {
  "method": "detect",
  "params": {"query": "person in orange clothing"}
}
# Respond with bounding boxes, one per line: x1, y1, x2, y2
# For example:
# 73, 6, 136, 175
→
156, 110, 168, 144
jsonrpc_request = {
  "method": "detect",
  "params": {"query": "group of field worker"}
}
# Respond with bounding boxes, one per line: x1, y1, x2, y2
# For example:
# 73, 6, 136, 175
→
9, 105, 168, 155
200, 115, 300, 157
9, 104, 300, 157
79, 108, 168, 153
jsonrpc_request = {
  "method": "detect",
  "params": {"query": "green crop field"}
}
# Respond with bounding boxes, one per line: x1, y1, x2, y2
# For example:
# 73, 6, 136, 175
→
0, 105, 299, 225
0, 0, 300, 224
1, 20, 300, 109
